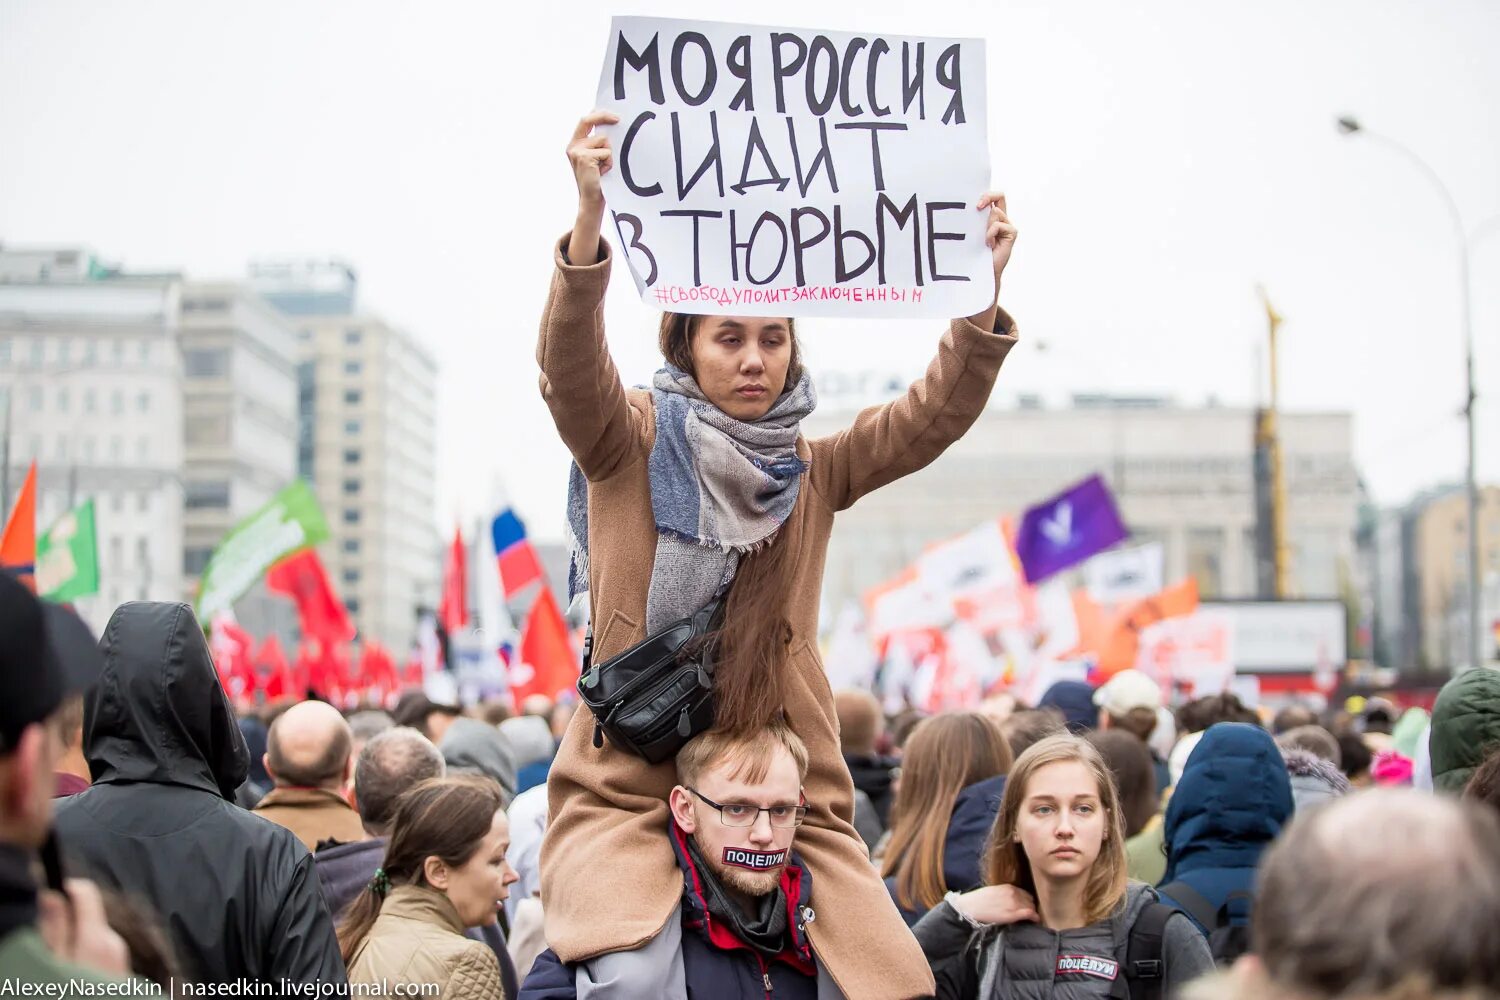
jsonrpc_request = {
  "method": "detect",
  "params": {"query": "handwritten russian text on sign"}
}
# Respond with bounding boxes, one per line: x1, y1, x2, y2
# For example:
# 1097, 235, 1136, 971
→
594, 17, 991, 318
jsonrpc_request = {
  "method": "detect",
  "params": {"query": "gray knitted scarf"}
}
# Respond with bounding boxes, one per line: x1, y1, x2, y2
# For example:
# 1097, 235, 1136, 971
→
566, 366, 815, 632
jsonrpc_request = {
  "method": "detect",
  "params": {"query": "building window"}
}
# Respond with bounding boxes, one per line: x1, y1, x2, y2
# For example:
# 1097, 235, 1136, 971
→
58, 339, 71, 364
28, 386, 42, 412
183, 547, 214, 575
344, 360, 362, 375
184, 481, 231, 509
139, 340, 151, 363
183, 347, 230, 378
56, 388, 69, 413
342, 539, 361, 554
343, 569, 360, 586
138, 492, 150, 513
0, 339, 10, 365
108, 435, 123, 460
345, 329, 362, 346
82, 438, 95, 462
56, 437, 68, 461
111, 491, 124, 514
136, 437, 149, 462
82, 339, 97, 366
84, 388, 96, 413
111, 340, 124, 365
343, 509, 361, 524
137, 391, 150, 413
344, 419, 361, 434
345, 597, 360, 615
110, 389, 123, 415
343, 449, 361, 464
135, 538, 149, 568
29, 340, 44, 365
344, 390, 362, 405
342, 478, 361, 495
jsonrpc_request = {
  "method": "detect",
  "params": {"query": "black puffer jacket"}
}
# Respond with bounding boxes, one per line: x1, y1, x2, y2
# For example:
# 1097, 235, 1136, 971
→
54, 602, 346, 985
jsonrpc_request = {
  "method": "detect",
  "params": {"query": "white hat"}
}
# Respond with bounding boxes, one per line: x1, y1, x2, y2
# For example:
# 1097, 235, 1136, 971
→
1092, 669, 1163, 718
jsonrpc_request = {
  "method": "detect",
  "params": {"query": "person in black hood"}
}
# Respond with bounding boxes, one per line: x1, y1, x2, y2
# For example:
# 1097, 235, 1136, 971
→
834, 689, 899, 841
53, 602, 346, 985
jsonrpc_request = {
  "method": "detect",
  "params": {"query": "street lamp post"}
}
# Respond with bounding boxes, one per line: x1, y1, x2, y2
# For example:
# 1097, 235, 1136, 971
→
1338, 115, 1482, 672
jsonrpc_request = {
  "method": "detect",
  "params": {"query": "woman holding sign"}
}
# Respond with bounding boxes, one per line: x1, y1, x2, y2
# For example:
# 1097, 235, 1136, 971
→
536, 108, 1018, 999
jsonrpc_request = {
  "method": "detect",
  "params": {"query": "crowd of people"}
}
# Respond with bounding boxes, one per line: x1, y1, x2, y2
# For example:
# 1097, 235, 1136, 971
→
3, 113, 1500, 999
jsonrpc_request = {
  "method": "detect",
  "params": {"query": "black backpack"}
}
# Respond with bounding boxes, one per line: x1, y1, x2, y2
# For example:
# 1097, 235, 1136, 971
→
1111, 900, 1176, 1000
1156, 881, 1253, 967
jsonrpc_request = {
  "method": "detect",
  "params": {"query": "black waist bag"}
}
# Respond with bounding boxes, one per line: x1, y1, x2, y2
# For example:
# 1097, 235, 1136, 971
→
577, 598, 725, 764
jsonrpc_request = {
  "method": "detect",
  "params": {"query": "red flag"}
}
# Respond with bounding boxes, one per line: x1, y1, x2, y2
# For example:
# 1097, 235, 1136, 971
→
267, 548, 355, 643
257, 636, 298, 701
439, 527, 468, 633
513, 587, 579, 704
0, 462, 37, 590
209, 614, 258, 705
360, 642, 401, 704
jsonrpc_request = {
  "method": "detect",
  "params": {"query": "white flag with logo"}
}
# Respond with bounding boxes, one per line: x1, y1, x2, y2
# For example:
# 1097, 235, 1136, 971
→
1086, 542, 1164, 605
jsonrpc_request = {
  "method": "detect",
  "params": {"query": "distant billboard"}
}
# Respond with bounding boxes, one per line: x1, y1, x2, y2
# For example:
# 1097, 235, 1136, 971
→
1201, 600, 1347, 673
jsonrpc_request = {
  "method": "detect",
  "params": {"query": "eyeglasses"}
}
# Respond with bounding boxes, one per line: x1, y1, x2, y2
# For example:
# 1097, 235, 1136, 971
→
687, 787, 808, 828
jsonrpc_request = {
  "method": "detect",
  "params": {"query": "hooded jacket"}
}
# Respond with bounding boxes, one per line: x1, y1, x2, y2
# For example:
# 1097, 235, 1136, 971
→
1282, 747, 1351, 813
844, 752, 900, 828
1430, 667, 1500, 794
885, 774, 1007, 927
519, 822, 825, 1000
53, 602, 345, 985
1158, 724, 1293, 933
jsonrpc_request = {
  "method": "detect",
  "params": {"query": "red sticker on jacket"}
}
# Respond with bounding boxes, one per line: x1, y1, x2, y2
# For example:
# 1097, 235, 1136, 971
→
1056, 954, 1119, 980
722, 848, 787, 871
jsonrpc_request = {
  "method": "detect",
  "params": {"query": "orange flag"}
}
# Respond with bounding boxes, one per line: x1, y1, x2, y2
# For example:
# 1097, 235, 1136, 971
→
1095, 578, 1200, 678
0, 462, 37, 591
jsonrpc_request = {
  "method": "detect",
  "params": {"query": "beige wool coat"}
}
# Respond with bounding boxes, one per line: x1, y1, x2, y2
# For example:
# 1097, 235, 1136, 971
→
346, 886, 505, 999
536, 237, 1018, 1000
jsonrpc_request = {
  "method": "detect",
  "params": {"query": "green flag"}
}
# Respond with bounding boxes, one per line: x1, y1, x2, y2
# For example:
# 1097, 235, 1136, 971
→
36, 499, 100, 602
195, 480, 331, 622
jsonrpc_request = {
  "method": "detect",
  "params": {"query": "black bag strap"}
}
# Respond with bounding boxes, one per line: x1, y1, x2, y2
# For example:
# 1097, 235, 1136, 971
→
1157, 880, 1219, 932
1116, 901, 1173, 1000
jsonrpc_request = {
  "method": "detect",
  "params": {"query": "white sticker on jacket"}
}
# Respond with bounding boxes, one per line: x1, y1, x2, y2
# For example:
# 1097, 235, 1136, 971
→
722, 848, 788, 871
1056, 954, 1120, 980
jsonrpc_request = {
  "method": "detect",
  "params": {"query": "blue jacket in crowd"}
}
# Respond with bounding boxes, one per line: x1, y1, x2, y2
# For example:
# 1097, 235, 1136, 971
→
886, 774, 1007, 927
520, 823, 820, 999
1157, 723, 1293, 932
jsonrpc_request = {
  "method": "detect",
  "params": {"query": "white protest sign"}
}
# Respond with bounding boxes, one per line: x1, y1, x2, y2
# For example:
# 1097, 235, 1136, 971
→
594, 16, 992, 318
1086, 542, 1165, 606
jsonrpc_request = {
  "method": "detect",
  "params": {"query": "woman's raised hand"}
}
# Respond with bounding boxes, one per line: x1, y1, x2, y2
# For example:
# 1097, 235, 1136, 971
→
949, 884, 1040, 926
965, 191, 1017, 330
566, 111, 620, 266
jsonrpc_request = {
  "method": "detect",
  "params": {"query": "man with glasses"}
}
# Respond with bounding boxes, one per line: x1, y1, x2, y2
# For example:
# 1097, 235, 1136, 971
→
520, 719, 834, 998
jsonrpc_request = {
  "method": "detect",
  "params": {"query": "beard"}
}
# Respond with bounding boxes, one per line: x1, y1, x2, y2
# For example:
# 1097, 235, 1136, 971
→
714, 859, 783, 897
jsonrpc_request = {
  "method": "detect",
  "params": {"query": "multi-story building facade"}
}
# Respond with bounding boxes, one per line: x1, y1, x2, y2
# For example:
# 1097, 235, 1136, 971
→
801, 392, 1360, 614
177, 281, 300, 638
1409, 485, 1500, 671
253, 260, 439, 654
0, 247, 186, 633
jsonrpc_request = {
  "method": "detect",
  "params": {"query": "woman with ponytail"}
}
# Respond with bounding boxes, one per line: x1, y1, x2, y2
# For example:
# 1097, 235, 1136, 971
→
342, 776, 518, 999
539, 110, 1020, 999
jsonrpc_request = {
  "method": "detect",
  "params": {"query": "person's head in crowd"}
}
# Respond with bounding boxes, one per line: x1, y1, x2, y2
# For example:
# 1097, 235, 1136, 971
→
1337, 731, 1374, 786
1356, 697, 1399, 737
983, 733, 1127, 924
391, 691, 463, 745
1276, 724, 1342, 767
880, 712, 1012, 913
1001, 708, 1066, 762
354, 727, 446, 837
439, 717, 517, 805
834, 688, 884, 758
1271, 703, 1319, 735
1247, 789, 1500, 997
1178, 691, 1260, 734
336, 775, 517, 963
475, 697, 513, 728
520, 694, 553, 718
1465, 748, 1500, 818
548, 700, 577, 743
1037, 680, 1098, 734
1167, 729, 1205, 786
1430, 667, 1500, 794
669, 719, 810, 903
497, 715, 555, 771
978, 691, 1024, 729
1281, 747, 1351, 814
1086, 730, 1157, 839
264, 700, 355, 794
53, 693, 89, 792
889, 708, 927, 751
0, 575, 105, 849
1092, 670, 1161, 744
1371, 749, 1414, 787
346, 710, 394, 761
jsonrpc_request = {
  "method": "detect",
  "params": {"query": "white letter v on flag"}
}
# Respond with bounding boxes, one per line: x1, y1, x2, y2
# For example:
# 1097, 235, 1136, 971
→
1040, 501, 1073, 546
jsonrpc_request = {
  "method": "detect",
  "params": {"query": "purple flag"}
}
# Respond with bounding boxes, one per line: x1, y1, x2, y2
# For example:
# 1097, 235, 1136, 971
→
1014, 474, 1129, 584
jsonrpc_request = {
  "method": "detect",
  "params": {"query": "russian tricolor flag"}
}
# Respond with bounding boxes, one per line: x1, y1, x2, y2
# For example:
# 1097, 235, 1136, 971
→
492, 509, 545, 599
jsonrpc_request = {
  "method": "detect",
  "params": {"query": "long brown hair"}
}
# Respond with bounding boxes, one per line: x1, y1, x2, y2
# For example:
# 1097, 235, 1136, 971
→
880, 713, 1013, 911
658, 311, 805, 735
336, 775, 503, 963
984, 733, 1128, 925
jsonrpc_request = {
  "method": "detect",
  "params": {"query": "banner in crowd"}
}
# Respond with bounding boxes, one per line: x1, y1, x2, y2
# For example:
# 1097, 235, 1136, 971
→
1085, 541, 1163, 605
35, 498, 99, 602
595, 16, 992, 318
196, 480, 331, 622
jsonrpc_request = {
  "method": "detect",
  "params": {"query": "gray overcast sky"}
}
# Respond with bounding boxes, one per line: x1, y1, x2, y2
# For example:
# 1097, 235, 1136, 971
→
2, 0, 1497, 542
